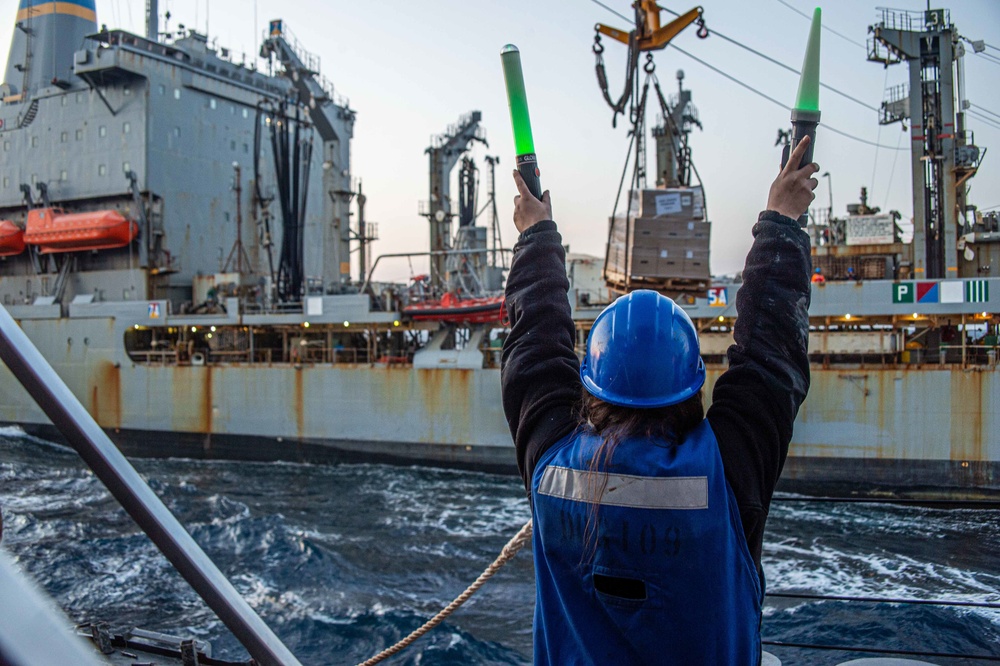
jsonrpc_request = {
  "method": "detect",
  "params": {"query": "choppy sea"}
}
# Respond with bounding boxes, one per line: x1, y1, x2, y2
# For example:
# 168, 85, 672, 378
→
1, 426, 998, 665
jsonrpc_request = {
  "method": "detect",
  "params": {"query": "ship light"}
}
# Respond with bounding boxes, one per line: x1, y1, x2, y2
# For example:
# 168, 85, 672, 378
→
983, 312, 989, 318
343, 321, 350, 327
191, 326, 198, 332
912, 313, 919, 319
210, 325, 216, 332
844, 314, 852, 320
206, 333, 213, 339
717, 315, 725, 322
303, 321, 310, 328
393, 320, 400, 327
133, 324, 140, 330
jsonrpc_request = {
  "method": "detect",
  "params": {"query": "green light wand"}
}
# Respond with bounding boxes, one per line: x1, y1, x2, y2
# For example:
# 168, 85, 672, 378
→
501, 44, 543, 200
781, 7, 822, 226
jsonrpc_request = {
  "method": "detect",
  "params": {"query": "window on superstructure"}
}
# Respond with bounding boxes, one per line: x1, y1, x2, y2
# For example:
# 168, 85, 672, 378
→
243, 143, 249, 153
99, 126, 107, 138
159, 84, 166, 95
174, 127, 181, 137
123, 162, 130, 174
60, 170, 68, 181
209, 98, 216, 110
2, 141, 7, 151
76, 129, 83, 141
30, 174, 37, 184
98, 165, 106, 177
2, 177, 8, 188
242, 108, 248, 118
31, 136, 38, 147
123, 122, 131, 134
123, 87, 131, 96
61, 96, 67, 106
230, 140, 236, 151
60, 131, 68, 143
230, 105, 235, 115
174, 89, 181, 99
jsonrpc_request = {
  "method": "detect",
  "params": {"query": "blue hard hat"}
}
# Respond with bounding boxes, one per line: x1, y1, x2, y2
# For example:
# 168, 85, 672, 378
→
580, 290, 706, 408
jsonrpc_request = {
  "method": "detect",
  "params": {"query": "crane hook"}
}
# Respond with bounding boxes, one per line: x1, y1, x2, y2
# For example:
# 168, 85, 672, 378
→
593, 32, 605, 55
696, 18, 709, 39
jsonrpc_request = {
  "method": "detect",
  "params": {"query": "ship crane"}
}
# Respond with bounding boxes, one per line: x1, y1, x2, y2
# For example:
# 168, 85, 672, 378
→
260, 20, 356, 293
423, 111, 487, 292
868, 8, 986, 279
592, 3, 710, 291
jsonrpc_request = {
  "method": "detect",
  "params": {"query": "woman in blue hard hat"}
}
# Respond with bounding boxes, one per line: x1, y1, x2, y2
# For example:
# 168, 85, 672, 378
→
501, 137, 818, 664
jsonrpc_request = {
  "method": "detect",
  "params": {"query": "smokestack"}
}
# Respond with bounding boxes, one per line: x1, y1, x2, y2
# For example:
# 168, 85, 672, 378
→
3, 0, 98, 100
147, 0, 158, 41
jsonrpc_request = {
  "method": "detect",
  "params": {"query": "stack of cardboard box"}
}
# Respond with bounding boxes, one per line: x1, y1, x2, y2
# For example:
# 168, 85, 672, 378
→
605, 187, 710, 289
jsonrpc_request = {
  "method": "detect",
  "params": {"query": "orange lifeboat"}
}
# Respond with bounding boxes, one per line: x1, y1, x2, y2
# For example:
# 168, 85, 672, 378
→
24, 207, 138, 254
0, 220, 25, 256
403, 292, 505, 324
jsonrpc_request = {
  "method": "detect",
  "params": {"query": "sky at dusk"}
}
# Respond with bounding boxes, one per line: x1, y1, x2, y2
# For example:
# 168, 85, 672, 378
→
2, 0, 999, 282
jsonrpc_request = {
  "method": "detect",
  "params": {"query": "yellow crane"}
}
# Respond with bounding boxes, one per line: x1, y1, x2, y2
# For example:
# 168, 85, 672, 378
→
595, 2, 705, 52
593, 2, 707, 125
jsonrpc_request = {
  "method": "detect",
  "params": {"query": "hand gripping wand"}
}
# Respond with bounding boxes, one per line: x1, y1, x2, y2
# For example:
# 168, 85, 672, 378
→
781, 7, 822, 226
501, 44, 543, 200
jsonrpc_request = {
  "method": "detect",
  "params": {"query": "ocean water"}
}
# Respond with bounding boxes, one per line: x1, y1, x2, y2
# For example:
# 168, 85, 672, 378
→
0, 427, 997, 665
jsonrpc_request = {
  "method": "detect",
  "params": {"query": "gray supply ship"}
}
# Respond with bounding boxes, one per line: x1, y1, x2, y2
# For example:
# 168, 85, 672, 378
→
0, 1, 997, 499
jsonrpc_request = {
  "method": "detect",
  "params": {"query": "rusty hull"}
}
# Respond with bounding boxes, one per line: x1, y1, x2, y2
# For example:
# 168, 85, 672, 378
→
1, 332, 997, 496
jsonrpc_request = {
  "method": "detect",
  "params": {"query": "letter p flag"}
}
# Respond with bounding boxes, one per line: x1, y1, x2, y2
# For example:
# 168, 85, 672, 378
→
893, 283, 914, 303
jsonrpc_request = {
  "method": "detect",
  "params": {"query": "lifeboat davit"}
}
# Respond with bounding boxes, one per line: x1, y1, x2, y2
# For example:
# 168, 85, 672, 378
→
403, 292, 505, 324
23, 207, 138, 254
0, 220, 25, 256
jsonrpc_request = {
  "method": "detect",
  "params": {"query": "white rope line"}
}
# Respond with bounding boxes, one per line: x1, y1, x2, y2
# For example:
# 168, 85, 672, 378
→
356, 519, 534, 666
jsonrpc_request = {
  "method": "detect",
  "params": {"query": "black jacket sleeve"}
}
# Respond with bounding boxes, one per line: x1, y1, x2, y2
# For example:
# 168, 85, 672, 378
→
500, 221, 581, 488
706, 210, 812, 569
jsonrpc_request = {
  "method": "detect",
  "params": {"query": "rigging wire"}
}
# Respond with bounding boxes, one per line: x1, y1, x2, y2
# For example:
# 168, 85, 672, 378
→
688, 19, 879, 112
968, 109, 1000, 132
975, 52, 1000, 67
771, 0, 867, 49
667, 43, 906, 150
653, 2, 879, 112
971, 102, 1000, 121
868, 67, 890, 193
882, 128, 905, 210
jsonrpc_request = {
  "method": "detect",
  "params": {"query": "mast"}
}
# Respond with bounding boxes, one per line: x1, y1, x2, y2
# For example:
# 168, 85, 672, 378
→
869, 8, 983, 279
147, 0, 159, 41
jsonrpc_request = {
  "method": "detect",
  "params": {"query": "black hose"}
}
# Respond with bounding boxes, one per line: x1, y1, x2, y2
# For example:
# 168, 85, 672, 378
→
763, 639, 1000, 662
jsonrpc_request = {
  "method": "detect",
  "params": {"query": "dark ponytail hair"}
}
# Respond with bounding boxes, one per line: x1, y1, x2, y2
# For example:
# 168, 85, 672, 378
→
578, 387, 705, 470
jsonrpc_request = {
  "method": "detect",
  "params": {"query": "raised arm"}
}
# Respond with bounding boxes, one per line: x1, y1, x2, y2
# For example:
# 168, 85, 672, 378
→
500, 172, 580, 488
707, 137, 817, 566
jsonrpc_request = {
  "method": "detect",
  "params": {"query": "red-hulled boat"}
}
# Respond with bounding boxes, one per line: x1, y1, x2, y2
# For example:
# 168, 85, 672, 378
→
23, 208, 138, 254
0, 220, 25, 256
403, 292, 505, 324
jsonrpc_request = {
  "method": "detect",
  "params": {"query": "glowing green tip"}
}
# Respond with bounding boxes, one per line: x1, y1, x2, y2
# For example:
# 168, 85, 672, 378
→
794, 7, 822, 111
501, 44, 535, 156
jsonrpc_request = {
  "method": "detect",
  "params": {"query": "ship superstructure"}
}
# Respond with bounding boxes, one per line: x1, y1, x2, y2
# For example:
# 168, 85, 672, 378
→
0, 1, 355, 313
0, 2, 996, 498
